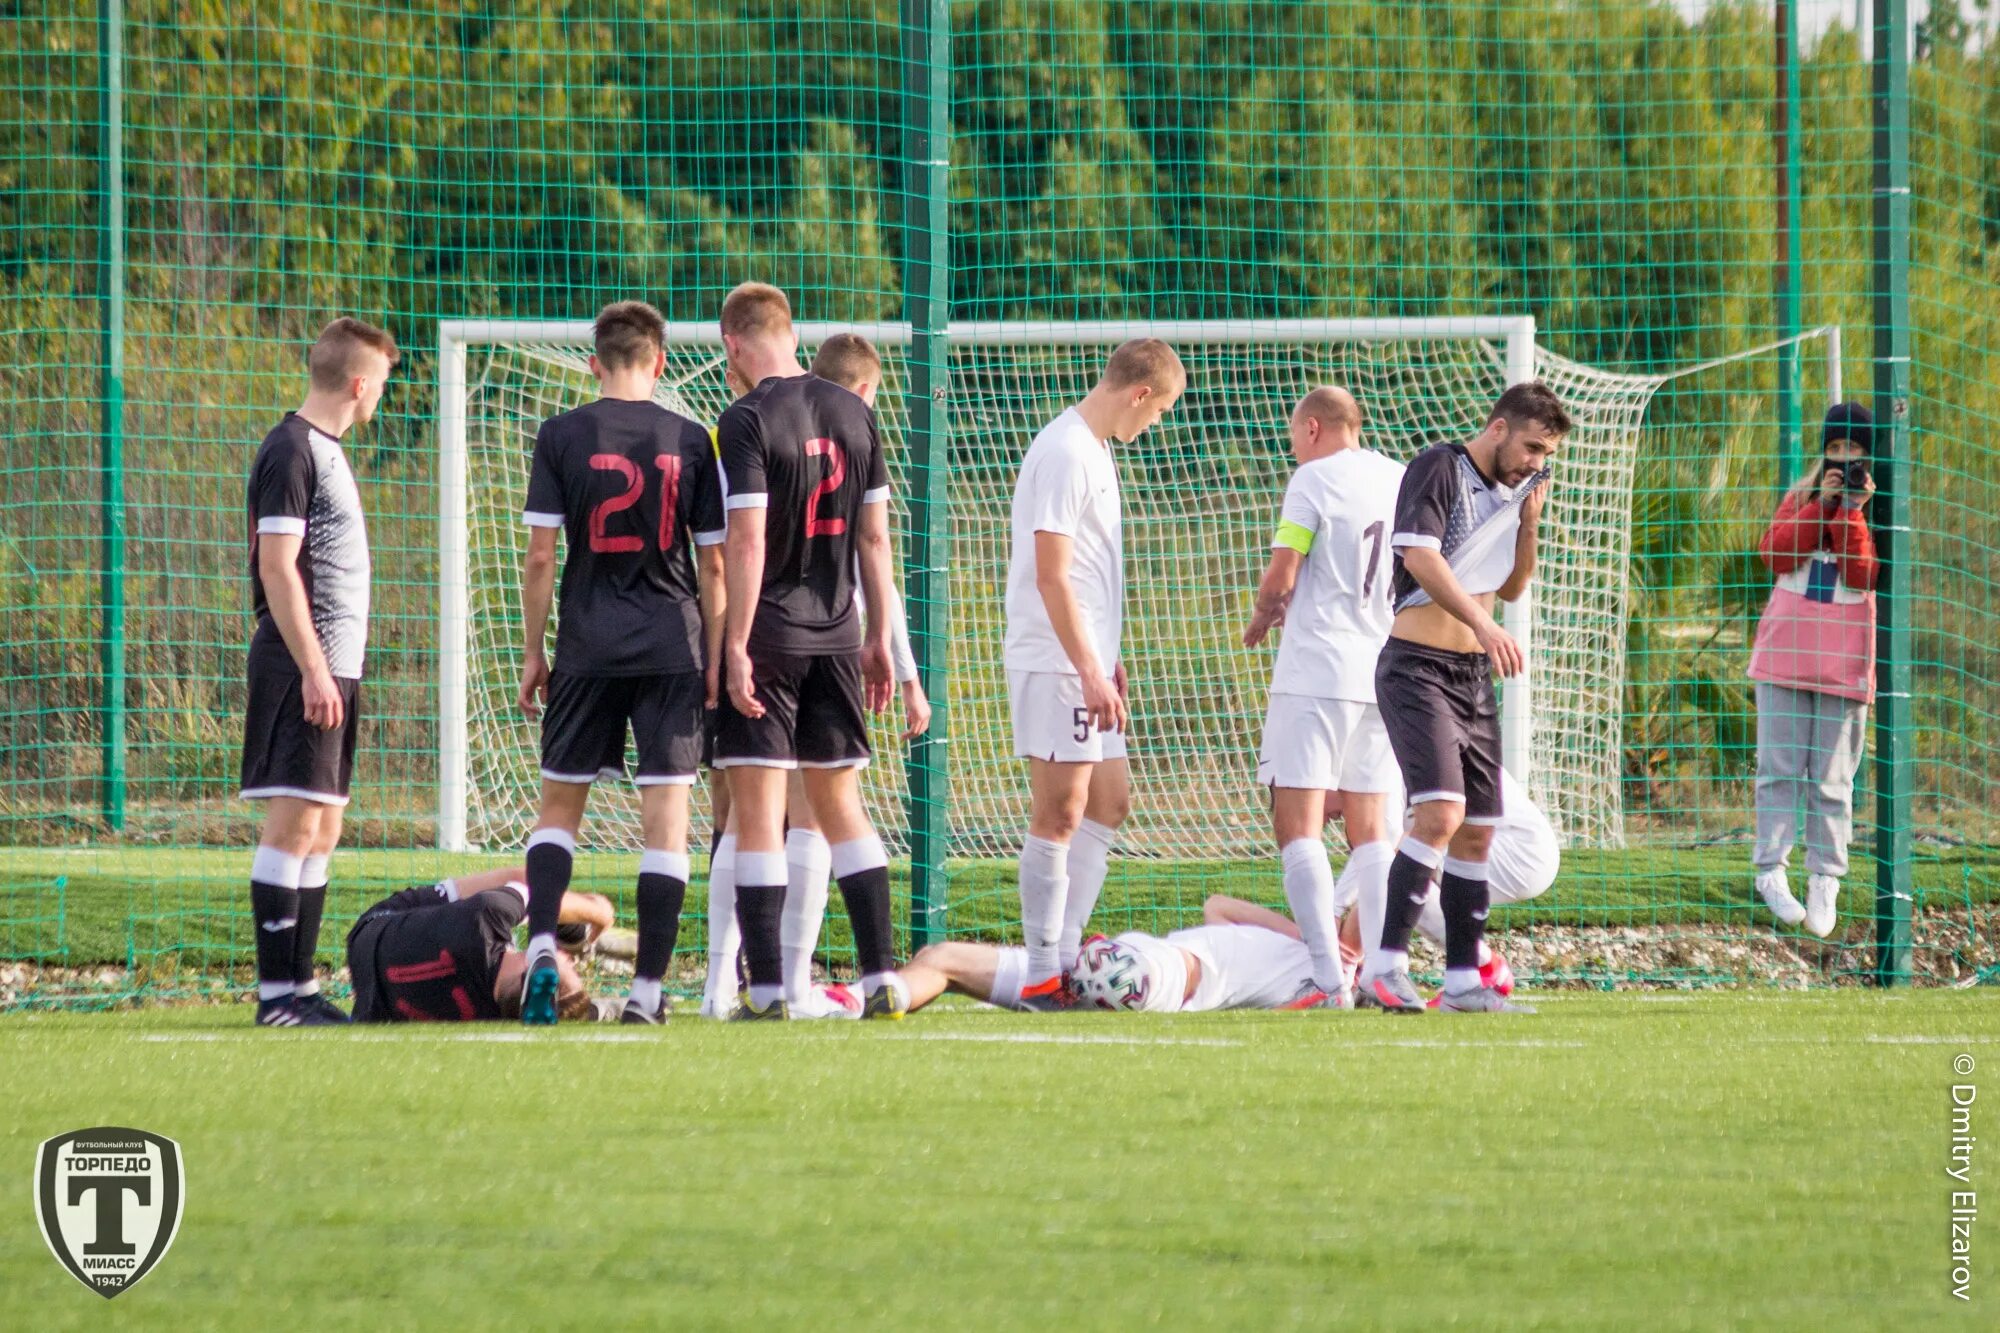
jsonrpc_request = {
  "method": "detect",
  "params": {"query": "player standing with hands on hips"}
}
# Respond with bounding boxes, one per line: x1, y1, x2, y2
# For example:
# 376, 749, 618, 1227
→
1003, 339, 1185, 1006
240, 317, 398, 1026
1362, 383, 1570, 1014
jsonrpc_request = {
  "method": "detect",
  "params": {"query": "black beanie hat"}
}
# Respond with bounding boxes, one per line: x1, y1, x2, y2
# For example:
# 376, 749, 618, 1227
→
1822, 401, 1873, 455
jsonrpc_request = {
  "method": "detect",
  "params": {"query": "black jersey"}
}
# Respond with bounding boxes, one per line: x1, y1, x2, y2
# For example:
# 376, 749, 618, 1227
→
523, 398, 725, 677
246, 413, 371, 679
1388, 441, 1524, 613
717, 374, 890, 654
345, 884, 524, 1023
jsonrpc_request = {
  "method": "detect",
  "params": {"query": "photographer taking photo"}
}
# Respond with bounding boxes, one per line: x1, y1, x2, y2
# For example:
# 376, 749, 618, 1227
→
1747, 402, 1879, 938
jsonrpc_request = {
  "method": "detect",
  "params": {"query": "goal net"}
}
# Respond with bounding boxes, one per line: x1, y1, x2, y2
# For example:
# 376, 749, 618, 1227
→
438, 317, 1775, 861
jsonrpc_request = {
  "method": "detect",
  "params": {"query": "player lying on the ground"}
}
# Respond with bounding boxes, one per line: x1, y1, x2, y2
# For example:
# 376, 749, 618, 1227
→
345, 867, 615, 1023
699, 333, 933, 1021
1331, 766, 1558, 1004
898, 895, 1329, 1014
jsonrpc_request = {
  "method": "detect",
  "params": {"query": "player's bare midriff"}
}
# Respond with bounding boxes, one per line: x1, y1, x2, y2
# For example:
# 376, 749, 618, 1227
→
1389, 596, 1494, 657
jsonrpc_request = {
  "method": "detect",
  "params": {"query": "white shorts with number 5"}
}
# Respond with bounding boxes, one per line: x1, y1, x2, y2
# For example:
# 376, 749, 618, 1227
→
1256, 693, 1397, 793
1009, 671, 1129, 763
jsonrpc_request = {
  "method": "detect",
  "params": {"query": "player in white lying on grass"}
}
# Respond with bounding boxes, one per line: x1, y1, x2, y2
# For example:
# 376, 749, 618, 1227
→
1003, 339, 1186, 1008
1329, 765, 1559, 1006
899, 895, 1331, 1014
699, 334, 933, 1021
1241, 386, 1405, 1010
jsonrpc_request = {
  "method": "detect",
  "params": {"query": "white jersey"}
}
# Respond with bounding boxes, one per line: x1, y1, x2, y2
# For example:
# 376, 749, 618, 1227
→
1167, 924, 1313, 1012
1003, 408, 1123, 675
1269, 448, 1404, 702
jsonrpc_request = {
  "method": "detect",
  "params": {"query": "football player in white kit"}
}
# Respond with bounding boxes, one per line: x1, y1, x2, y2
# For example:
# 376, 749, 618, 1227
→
1003, 339, 1186, 1007
899, 894, 1326, 1014
1242, 386, 1406, 1009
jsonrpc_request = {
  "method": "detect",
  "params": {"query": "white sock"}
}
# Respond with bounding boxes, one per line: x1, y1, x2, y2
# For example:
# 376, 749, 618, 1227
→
1280, 838, 1343, 992
1019, 834, 1070, 979
704, 834, 740, 1008
747, 982, 784, 1009
1058, 819, 1115, 968
862, 970, 901, 995
527, 932, 557, 965
1444, 967, 1481, 995
782, 829, 832, 1006
1376, 948, 1410, 976
1348, 841, 1397, 981
628, 977, 662, 1014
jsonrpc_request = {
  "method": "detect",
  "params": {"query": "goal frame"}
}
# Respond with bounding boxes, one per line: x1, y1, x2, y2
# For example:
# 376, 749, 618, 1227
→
436, 315, 1539, 854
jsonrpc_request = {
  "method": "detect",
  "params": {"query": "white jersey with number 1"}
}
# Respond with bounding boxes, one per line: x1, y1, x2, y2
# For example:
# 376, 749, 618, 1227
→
1269, 447, 1406, 702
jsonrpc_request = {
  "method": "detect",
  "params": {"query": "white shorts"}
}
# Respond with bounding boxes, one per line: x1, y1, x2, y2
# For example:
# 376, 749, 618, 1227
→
1009, 671, 1129, 764
986, 946, 1032, 1011
1256, 694, 1397, 793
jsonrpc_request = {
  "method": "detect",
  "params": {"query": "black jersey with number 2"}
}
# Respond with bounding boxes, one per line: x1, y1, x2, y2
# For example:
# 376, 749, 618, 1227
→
524, 398, 725, 676
718, 374, 890, 654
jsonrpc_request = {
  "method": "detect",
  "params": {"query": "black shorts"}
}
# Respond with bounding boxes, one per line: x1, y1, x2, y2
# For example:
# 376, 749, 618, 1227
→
1376, 637, 1503, 824
540, 670, 704, 787
239, 645, 361, 806
713, 647, 871, 770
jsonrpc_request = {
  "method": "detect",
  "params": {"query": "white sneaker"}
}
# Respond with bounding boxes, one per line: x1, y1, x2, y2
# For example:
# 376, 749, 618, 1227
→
788, 983, 864, 1021
1755, 869, 1806, 927
698, 991, 739, 1021
1804, 875, 1840, 938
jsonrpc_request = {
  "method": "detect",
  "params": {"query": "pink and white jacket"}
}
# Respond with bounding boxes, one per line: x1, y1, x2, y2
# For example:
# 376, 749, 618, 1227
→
1747, 491, 1878, 704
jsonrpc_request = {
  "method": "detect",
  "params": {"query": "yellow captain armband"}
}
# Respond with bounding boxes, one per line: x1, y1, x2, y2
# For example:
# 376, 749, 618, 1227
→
708, 426, 720, 459
1273, 520, 1314, 555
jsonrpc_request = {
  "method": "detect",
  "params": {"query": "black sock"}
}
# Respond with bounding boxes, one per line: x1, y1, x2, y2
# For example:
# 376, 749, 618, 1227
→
1379, 846, 1439, 954
251, 881, 300, 994
837, 866, 895, 976
525, 836, 573, 944
635, 873, 687, 981
1439, 863, 1490, 972
734, 883, 785, 987
293, 882, 326, 989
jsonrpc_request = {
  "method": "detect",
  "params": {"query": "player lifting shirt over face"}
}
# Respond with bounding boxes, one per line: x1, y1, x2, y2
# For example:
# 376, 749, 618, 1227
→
713, 283, 906, 1021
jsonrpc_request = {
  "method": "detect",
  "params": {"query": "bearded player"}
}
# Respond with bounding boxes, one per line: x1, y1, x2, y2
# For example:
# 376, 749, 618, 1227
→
1241, 386, 1404, 1009
1363, 382, 1570, 1014
515, 301, 727, 1025
714, 283, 907, 1021
1004, 339, 1186, 1008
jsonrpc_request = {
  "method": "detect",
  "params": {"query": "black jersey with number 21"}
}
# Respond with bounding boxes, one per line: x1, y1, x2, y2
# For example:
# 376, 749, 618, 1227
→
524, 398, 725, 676
718, 375, 889, 654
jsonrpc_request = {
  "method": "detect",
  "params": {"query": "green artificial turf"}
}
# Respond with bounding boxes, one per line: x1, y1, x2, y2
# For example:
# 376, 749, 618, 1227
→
0, 992, 1992, 1329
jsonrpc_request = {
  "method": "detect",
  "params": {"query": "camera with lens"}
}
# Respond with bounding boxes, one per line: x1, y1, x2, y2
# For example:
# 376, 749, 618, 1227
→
1826, 458, 1871, 491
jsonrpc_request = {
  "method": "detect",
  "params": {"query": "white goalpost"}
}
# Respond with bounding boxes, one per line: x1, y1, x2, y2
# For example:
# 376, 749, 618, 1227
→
436, 315, 1836, 860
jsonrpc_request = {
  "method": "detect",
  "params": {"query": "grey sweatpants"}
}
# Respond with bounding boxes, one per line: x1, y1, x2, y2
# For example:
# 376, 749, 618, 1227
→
1753, 681, 1868, 878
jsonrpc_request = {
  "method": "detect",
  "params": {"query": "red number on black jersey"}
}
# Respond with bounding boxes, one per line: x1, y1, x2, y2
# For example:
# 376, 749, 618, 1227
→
587, 455, 645, 553
803, 437, 847, 539
654, 453, 683, 551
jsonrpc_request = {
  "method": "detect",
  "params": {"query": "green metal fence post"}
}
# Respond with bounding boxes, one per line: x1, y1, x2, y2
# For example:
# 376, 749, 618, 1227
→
1869, 0, 1913, 985
98, 0, 128, 832
900, 0, 951, 948
1773, 0, 1803, 485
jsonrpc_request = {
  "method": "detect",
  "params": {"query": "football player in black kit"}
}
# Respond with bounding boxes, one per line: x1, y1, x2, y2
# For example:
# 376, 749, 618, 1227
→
345, 867, 615, 1023
713, 282, 907, 1021
516, 301, 727, 1025
241, 317, 398, 1027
